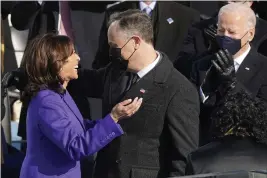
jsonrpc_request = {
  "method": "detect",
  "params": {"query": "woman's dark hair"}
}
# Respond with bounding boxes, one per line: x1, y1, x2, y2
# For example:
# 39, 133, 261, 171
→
21, 33, 74, 104
211, 90, 267, 145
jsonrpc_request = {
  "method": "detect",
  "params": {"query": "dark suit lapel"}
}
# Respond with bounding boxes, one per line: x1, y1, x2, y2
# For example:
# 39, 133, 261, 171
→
121, 73, 166, 104
42, 2, 58, 34
236, 48, 262, 85
155, 2, 168, 50
197, 56, 213, 86
150, 2, 159, 46
109, 66, 128, 106
52, 1, 59, 33
199, 70, 208, 86
131, 1, 138, 9
53, 11, 59, 30
62, 91, 85, 130
155, 3, 182, 57
121, 55, 172, 104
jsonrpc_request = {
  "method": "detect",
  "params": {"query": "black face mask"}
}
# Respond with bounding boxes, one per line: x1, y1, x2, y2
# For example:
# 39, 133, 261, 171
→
109, 38, 135, 70
215, 32, 248, 55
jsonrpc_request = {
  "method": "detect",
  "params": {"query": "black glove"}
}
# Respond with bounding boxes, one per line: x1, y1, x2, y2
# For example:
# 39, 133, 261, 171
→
211, 49, 237, 95
204, 24, 217, 41
1, 67, 28, 90
204, 23, 219, 52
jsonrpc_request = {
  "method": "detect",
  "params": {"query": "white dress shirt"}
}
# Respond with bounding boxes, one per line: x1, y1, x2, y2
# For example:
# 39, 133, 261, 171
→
136, 51, 160, 80
57, 2, 61, 32
234, 45, 251, 71
200, 45, 251, 103
139, 1, 157, 15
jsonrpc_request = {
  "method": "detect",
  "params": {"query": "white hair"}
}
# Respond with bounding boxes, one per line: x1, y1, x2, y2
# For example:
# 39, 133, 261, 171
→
218, 3, 256, 30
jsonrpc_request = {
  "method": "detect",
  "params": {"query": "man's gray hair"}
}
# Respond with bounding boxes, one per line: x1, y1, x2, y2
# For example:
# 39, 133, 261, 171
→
108, 9, 154, 44
218, 3, 256, 30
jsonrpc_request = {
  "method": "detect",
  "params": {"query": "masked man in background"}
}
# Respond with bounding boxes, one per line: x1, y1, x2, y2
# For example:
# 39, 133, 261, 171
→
175, 0, 267, 79
191, 3, 267, 145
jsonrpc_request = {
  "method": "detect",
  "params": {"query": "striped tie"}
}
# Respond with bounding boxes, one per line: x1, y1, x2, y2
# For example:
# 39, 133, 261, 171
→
143, 7, 152, 16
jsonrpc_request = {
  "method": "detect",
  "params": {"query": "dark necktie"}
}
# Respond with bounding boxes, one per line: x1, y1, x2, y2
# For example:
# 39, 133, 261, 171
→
125, 72, 139, 91
112, 72, 139, 105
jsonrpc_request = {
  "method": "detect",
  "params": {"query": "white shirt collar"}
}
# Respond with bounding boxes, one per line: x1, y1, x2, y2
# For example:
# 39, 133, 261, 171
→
137, 51, 160, 79
234, 45, 251, 71
139, 1, 157, 11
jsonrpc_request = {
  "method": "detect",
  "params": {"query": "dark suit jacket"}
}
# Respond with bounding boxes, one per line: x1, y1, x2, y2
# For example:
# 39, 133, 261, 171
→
68, 52, 200, 178
253, 1, 267, 21
191, 47, 267, 145
192, 47, 267, 101
258, 34, 267, 57
186, 137, 267, 175
92, 1, 200, 69
175, 14, 267, 79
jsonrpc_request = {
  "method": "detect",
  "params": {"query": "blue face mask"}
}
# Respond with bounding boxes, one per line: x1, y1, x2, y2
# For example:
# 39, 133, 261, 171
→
215, 32, 248, 55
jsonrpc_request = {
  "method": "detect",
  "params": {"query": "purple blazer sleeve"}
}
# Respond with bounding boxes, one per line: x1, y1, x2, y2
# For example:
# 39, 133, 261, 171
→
37, 96, 123, 161
83, 119, 123, 132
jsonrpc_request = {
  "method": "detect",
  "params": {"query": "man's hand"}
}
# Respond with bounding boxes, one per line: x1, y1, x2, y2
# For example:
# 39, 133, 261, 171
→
1, 68, 27, 90
211, 49, 237, 94
204, 24, 217, 42
204, 23, 219, 52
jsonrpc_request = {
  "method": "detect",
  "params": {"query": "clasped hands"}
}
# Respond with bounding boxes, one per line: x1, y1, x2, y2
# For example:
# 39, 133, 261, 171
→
201, 49, 237, 96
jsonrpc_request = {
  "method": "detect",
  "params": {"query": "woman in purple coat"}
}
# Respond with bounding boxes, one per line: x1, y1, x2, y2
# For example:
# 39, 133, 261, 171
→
19, 33, 143, 178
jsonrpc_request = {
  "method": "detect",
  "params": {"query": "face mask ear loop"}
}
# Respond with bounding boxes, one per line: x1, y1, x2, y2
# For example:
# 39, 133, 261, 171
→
121, 37, 133, 50
120, 37, 137, 61
241, 31, 249, 40
126, 49, 137, 61
239, 31, 250, 50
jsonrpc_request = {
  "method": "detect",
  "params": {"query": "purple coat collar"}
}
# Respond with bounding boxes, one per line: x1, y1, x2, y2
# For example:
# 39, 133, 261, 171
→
38, 89, 86, 131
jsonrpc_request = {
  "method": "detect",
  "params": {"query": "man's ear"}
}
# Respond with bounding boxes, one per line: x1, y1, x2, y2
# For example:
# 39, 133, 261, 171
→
132, 36, 141, 50
247, 1, 253, 7
248, 28, 255, 42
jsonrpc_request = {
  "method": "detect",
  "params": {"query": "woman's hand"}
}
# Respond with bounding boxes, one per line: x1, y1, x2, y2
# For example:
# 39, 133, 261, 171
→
110, 97, 143, 123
